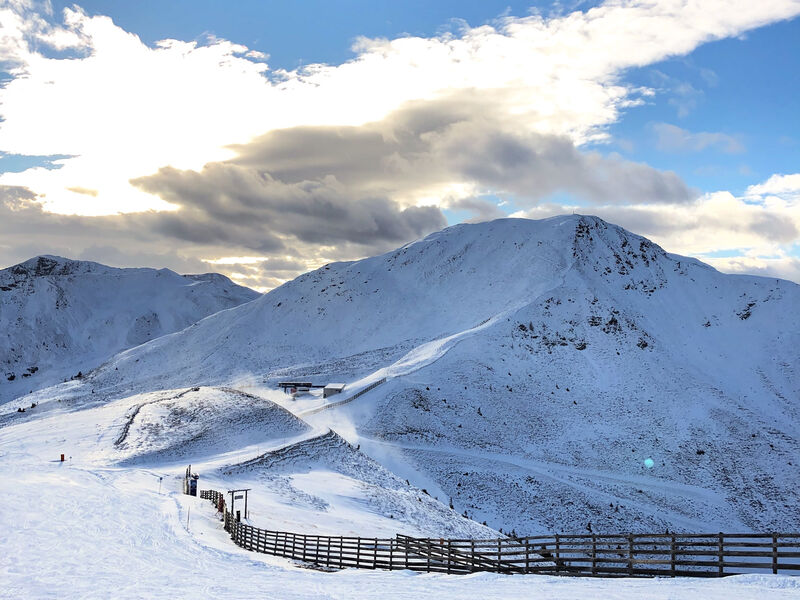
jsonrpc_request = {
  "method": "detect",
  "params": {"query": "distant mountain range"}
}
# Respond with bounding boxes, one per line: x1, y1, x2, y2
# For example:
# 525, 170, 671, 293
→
0, 255, 259, 403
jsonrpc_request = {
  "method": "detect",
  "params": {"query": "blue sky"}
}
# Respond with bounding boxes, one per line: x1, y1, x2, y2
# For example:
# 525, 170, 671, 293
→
48, 0, 568, 70
611, 18, 799, 195
0, 1, 799, 289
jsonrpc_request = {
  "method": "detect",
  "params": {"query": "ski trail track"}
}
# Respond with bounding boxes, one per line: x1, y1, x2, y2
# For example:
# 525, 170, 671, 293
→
357, 435, 725, 532
294, 308, 521, 419
299, 265, 572, 419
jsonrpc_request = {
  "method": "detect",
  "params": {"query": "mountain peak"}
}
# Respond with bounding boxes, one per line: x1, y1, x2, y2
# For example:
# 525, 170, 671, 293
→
10, 255, 74, 277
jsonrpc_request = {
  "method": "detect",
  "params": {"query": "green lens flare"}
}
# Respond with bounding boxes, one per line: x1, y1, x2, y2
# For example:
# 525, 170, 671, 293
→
644, 458, 654, 468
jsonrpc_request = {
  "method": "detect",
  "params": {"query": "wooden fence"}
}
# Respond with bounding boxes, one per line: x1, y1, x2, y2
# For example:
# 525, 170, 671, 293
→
299, 377, 387, 417
198, 489, 800, 577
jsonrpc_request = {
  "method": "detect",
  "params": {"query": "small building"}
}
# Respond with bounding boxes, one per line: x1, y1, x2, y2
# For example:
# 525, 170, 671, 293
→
278, 381, 315, 394
323, 383, 346, 398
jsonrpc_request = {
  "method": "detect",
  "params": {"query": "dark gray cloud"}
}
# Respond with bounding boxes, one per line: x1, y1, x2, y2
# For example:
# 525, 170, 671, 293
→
435, 126, 694, 204
132, 164, 445, 251
0, 180, 444, 290
215, 94, 695, 207
445, 196, 508, 222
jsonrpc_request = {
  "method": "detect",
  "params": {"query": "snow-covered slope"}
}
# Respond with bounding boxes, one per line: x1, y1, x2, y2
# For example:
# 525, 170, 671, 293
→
63, 217, 579, 395
1, 366, 798, 597
0, 384, 492, 540
214, 428, 498, 538
112, 387, 312, 465
0, 255, 258, 403
11, 216, 800, 536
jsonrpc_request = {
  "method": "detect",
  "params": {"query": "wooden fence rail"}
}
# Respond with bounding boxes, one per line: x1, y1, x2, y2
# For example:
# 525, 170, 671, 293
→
198, 489, 800, 577
299, 378, 387, 417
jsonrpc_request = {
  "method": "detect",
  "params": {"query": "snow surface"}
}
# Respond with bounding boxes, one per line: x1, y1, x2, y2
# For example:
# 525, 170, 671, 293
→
0, 255, 258, 403
2, 385, 798, 599
2, 215, 799, 598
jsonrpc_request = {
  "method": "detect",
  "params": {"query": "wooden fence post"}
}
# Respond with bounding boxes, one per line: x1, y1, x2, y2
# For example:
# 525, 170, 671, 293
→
427, 540, 432, 573
718, 533, 724, 576
525, 538, 530, 572
555, 534, 561, 573
497, 539, 502, 573
591, 534, 597, 575
374, 538, 378, 570
670, 534, 676, 577
447, 539, 452, 574
772, 533, 778, 575
628, 534, 634, 576
470, 540, 476, 572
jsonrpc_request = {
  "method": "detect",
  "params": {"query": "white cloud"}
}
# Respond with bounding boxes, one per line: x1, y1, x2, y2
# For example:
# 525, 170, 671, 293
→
746, 173, 800, 197
512, 172, 800, 283
702, 254, 800, 283
1, 1, 799, 215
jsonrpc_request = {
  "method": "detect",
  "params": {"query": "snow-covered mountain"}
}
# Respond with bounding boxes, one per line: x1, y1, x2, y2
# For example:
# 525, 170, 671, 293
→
8, 216, 800, 536
0, 255, 259, 403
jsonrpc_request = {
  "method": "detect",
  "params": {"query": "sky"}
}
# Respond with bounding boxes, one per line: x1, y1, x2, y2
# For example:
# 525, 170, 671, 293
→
0, 0, 799, 290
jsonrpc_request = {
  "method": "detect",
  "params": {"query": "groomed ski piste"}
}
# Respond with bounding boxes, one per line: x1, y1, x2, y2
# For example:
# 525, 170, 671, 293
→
2, 216, 799, 598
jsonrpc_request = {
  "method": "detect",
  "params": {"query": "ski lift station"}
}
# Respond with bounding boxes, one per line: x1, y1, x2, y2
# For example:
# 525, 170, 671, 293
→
277, 381, 346, 399
323, 383, 346, 398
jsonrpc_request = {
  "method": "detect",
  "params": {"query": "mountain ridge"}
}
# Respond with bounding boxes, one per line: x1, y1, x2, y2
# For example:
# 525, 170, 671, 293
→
0, 255, 260, 403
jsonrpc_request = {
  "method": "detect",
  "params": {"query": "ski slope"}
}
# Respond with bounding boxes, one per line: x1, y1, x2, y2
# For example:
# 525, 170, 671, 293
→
2, 386, 799, 599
